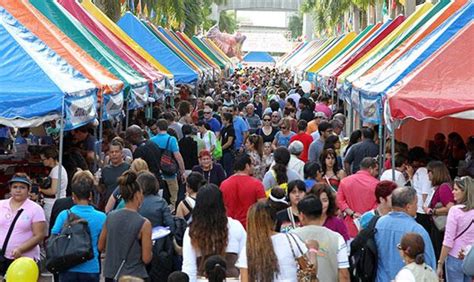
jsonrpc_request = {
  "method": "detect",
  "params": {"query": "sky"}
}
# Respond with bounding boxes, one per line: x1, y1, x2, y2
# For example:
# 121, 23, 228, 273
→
236, 11, 287, 27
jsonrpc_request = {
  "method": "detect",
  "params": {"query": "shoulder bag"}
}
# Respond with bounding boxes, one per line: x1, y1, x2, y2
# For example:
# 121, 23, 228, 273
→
285, 233, 318, 282
0, 209, 24, 274
46, 210, 94, 273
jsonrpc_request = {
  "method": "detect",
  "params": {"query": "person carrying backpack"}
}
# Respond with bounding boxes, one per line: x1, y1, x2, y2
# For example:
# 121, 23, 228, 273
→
373, 187, 436, 281
151, 119, 186, 211
49, 178, 106, 281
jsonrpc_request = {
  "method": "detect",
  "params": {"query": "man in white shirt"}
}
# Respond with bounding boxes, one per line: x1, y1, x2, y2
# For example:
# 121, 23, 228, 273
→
380, 153, 409, 187
292, 195, 350, 282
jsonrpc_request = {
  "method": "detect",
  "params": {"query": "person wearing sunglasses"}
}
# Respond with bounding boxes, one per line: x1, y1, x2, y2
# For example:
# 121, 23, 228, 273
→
257, 114, 278, 144
437, 176, 474, 281
394, 233, 437, 281
272, 118, 295, 150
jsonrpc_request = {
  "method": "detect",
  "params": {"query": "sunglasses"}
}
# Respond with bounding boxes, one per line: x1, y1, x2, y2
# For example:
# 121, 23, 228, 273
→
263, 119, 271, 121
204, 112, 212, 114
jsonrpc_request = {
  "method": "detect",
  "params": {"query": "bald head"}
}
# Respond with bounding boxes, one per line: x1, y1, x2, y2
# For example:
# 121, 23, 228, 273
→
126, 125, 144, 145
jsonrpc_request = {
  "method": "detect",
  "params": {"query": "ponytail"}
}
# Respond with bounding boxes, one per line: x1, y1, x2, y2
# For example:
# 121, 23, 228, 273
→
273, 164, 288, 185
414, 253, 425, 265
118, 170, 141, 202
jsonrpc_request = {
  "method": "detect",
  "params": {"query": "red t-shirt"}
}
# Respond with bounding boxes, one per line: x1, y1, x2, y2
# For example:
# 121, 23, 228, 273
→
290, 132, 314, 162
220, 175, 266, 229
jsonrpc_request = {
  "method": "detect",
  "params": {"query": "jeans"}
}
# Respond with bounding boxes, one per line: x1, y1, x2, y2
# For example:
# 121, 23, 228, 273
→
446, 255, 471, 282
221, 150, 234, 177
59, 272, 100, 282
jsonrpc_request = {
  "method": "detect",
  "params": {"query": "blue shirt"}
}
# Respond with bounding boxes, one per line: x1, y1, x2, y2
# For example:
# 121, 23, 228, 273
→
206, 117, 221, 133
52, 205, 106, 274
374, 211, 436, 282
233, 116, 249, 150
151, 133, 179, 179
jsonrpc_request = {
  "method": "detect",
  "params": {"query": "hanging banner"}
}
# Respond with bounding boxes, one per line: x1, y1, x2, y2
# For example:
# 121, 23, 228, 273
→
128, 84, 149, 110
102, 90, 124, 120
64, 95, 97, 130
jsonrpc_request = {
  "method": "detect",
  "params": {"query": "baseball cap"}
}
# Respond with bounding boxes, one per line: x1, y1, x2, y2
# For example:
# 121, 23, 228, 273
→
8, 175, 32, 188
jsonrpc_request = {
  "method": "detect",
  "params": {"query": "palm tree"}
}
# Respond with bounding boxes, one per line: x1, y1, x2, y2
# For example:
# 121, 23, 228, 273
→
302, 0, 381, 36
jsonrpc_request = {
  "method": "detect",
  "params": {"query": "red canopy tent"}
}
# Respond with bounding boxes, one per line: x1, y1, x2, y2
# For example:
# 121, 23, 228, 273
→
387, 22, 474, 151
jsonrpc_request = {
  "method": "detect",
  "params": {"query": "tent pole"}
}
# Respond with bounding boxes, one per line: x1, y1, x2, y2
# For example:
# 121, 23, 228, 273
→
391, 125, 396, 181
378, 122, 384, 176
381, 122, 387, 171
98, 100, 104, 169
125, 100, 130, 129
56, 98, 65, 199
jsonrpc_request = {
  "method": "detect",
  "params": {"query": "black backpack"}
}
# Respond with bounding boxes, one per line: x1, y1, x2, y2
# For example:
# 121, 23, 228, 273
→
46, 211, 94, 273
160, 136, 179, 176
349, 215, 380, 282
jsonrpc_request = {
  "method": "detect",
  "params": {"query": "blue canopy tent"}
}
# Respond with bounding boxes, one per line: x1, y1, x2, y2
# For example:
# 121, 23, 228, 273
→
242, 51, 276, 64
0, 7, 99, 197
118, 12, 199, 85
0, 7, 98, 129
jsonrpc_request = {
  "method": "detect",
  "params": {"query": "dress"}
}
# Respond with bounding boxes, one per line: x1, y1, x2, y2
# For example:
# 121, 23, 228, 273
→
248, 151, 265, 180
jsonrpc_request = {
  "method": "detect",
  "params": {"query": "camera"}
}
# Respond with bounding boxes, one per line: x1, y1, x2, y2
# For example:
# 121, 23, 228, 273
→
36, 176, 52, 189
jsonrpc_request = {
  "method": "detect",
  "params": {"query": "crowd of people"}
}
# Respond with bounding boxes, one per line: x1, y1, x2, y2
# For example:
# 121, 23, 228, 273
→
0, 67, 473, 282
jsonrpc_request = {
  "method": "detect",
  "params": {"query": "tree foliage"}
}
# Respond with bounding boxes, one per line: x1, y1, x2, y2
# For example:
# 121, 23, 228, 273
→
288, 14, 303, 39
302, 0, 382, 36
96, 0, 228, 36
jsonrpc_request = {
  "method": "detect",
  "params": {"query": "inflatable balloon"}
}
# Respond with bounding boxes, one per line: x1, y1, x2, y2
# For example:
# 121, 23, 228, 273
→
301, 81, 312, 93
5, 257, 39, 282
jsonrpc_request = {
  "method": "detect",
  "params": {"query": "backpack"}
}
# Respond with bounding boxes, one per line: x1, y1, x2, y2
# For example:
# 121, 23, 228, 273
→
46, 211, 94, 273
349, 215, 380, 282
160, 136, 179, 176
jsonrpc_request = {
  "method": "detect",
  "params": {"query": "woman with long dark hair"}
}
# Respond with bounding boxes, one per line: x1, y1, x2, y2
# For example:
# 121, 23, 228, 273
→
275, 180, 306, 233
182, 184, 246, 281
320, 149, 346, 191
237, 201, 308, 282
262, 147, 302, 191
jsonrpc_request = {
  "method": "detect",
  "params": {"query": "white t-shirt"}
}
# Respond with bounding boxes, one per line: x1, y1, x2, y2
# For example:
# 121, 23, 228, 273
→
380, 169, 407, 187
49, 164, 68, 199
412, 167, 432, 214
236, 232, 308, 282
182, 218, 246, 282
394, 268, 416, 282
200, 131, 217, 151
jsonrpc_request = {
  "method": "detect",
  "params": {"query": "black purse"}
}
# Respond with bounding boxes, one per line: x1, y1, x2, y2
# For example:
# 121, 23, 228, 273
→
0, 209, 24, 274
45, 210, 94, 273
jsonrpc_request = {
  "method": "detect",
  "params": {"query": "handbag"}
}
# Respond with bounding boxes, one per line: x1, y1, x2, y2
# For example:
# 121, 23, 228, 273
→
462, 244, 474, 277
432, 202, 447, 231
0, 209, 24, 274
285, 233, 318, 282
209, 132, 222, 160
45, 210, 94, 273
